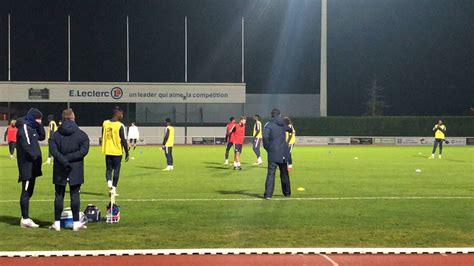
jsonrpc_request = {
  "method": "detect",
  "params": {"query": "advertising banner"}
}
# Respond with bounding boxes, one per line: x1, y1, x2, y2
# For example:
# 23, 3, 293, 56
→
396, 137, 427, 145
192, 137, 216, 145
296, 137, 329, 145
328, 137, 351, 145
467, 138, 474, 146
373, 137, 396, 145
396, 137, 467, 146
215, 138, 227, 145
0, 82, 246, 103
444, 138, 467, 145
350, 137, 373, 145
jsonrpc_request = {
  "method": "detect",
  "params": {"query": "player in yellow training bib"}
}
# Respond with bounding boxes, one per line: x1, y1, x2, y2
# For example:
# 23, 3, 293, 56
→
44, 114, 58, 164
162, 118, 175, 171
429, 119, 446, 159
283, 117, 296, 171
252, 114, 263, 165
102, 107, 129, 196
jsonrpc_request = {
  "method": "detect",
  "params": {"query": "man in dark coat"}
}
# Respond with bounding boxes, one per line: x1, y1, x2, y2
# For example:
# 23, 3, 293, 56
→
48, 109, 89, 231
16, 108, 45, 228
262, 109, 291, 199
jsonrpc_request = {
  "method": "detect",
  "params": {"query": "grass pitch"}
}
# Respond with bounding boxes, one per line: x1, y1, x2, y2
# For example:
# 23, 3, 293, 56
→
0, 145, 473, 251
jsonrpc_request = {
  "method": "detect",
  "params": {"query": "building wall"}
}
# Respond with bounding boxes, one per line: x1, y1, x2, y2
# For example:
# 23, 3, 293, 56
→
136, 94, 320, 124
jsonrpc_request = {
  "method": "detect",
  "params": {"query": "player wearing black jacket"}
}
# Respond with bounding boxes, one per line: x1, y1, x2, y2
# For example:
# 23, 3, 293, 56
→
16, 108, 45, 228
48, 109, 90, 231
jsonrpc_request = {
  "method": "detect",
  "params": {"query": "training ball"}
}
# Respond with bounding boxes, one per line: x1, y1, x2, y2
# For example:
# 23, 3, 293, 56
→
297, 187, 305, 191
354, 157, 359, 160
418, 152, 422, 155
415, 169, 422, 173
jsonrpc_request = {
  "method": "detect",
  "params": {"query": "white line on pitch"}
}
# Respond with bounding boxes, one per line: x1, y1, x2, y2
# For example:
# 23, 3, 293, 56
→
321, 254, 339, 266
0, 196, 473, 203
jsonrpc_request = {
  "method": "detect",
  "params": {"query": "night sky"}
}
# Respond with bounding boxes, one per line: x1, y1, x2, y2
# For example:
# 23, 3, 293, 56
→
0, 0, 472, 116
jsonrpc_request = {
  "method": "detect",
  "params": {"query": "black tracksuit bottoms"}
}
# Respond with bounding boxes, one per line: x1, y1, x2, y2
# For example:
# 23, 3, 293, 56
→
20, 177, 36, 219
106, 155, 122, 187
54, 184, 81, 222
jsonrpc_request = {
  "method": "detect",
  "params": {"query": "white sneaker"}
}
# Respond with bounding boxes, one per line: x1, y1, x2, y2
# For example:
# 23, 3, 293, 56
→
9, 155, 13, 159
224, 160, 229, 165
20, 218, 40, 228
48, 223, 61, 232
428, 155, 434, 159
439, 155, 442, 159
44, 158, 51, 165
73, 223, 87, 232
162, 166, 172, 171
109, 187, 119, 197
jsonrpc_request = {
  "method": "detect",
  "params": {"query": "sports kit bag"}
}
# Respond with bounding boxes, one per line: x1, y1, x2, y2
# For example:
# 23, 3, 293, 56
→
84, 204, 101, 222
106, 202, 120, 223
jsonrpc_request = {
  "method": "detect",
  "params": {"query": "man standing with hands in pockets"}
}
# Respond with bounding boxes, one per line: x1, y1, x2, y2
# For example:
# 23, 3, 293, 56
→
262, 109, 291, 200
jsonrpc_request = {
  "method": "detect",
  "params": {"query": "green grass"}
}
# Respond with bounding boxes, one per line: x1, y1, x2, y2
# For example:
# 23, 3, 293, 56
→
0, 145, 473, 251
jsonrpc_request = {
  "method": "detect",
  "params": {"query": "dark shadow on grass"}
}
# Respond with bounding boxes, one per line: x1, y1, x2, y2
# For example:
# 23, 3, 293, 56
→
81, 191, 106, 196
202, 162, 223, 166
0, 215, 50, 228
205, 166, 231, 170
217, 190, 263, 199
203, 161, 254, 167
413, 155, 428, 159
135, 166, 161, 170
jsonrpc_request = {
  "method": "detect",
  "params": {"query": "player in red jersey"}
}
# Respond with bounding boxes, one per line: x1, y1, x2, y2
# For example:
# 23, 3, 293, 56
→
231, 116, 246, 170
224, 117, 236, 165
4, 119, 18, 159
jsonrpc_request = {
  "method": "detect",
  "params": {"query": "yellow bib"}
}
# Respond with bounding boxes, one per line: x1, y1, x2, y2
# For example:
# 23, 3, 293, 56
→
253, 121, 262, 138
286, 125, 296, 144
164, 126, 175, 147
102, 120, 125, 156
47, 121, 58, 139
434, 124, 446, 139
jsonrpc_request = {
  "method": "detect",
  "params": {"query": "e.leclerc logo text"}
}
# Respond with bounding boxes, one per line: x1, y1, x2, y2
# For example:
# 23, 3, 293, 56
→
69, 87, 123, 100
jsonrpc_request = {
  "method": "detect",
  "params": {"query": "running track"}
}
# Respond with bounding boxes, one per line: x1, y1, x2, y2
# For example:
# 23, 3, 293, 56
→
1, 249, 473, 266
1, 253, 473, 265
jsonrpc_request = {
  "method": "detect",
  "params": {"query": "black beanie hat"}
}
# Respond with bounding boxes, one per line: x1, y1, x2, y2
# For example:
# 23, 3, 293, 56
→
27, 108, 43, 119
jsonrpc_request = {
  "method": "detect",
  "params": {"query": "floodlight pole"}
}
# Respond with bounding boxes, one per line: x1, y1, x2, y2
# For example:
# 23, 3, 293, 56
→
185, 16, 188, 82
126, 15, 130, 82
8, 13, 11, 81
184, 16, 188, 143
241, 17, 245, 114
67, 15, 71, 109
68, 15, 71, 82
320, 0, 328, 117
241, 17, 244, 83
